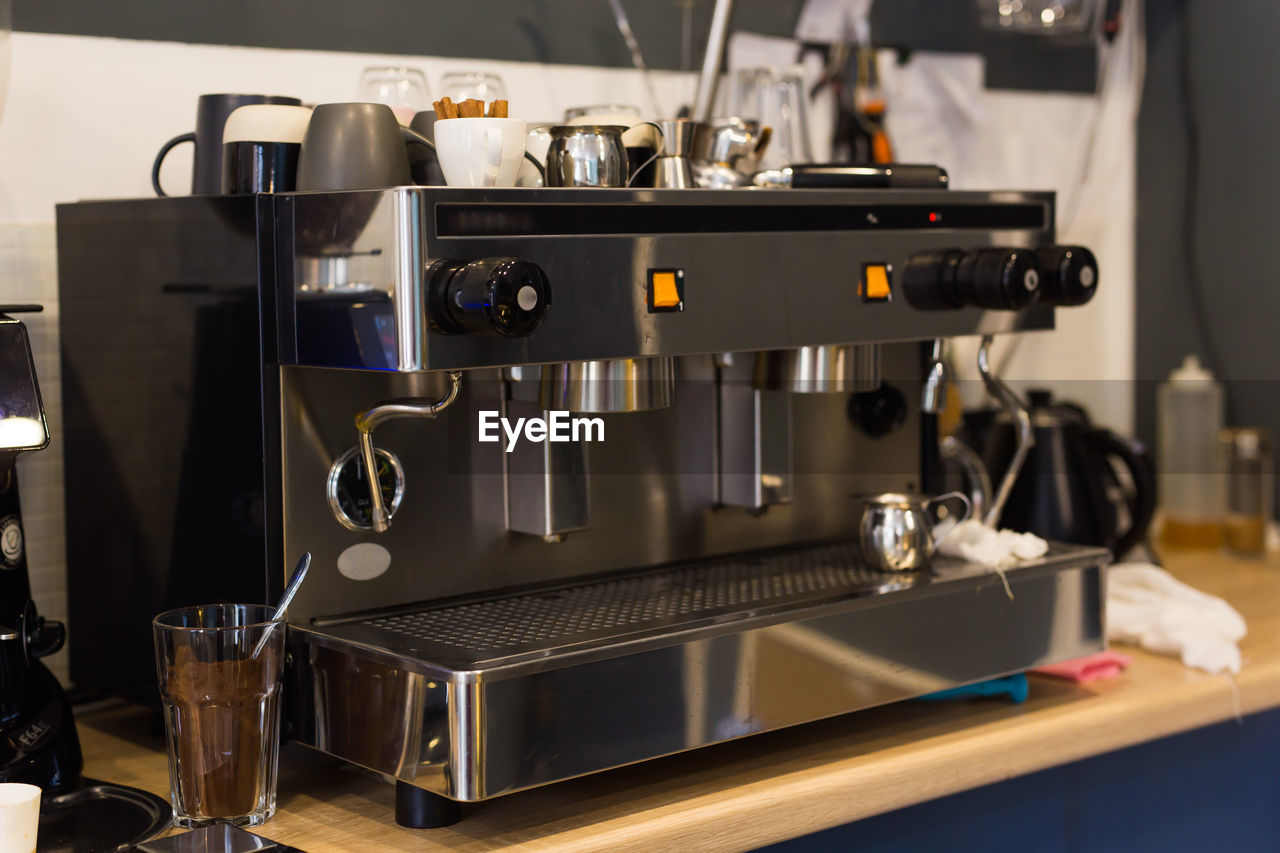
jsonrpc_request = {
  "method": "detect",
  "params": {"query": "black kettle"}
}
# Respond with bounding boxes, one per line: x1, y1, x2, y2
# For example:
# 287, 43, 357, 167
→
973, 390, 1156, 558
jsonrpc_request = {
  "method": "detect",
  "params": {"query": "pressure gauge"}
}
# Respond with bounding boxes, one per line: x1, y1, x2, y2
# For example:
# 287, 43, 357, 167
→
327, 445, 405, 531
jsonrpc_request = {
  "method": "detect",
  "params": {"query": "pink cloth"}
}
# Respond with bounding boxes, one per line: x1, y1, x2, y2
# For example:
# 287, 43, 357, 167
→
1032, 650, 1132, 683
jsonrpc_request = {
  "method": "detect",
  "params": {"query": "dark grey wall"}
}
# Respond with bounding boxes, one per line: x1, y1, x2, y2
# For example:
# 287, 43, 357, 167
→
1135, 1, 1280, 447
15, 0, 1096, 92
14, 1, 802, 71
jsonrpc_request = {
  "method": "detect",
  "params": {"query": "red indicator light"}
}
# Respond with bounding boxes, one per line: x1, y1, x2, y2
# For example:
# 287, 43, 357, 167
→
928, 212, 939, 223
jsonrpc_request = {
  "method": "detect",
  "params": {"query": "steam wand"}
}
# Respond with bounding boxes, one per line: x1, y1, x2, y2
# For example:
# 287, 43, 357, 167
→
977, 335, 1034, 527
355, 371, 463, 533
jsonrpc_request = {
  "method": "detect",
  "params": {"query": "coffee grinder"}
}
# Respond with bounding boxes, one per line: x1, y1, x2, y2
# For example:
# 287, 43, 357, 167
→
0, 305, 81, 791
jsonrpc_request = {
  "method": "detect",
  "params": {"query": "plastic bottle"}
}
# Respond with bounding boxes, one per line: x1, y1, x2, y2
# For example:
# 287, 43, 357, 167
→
1158, 355, 1225, 548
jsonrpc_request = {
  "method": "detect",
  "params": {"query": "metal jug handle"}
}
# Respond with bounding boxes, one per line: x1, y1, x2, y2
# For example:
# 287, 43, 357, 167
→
625, 122, 666, 188
939, 435, 992, 522
924, 491, 972, 542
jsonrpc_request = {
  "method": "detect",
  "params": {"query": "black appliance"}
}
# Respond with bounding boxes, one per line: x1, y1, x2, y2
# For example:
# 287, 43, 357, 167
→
977, 389, 1157, 558
0, 306, 82, 791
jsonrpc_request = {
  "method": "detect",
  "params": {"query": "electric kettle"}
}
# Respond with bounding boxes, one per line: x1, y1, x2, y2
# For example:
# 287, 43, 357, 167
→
975, 390, 1156, 558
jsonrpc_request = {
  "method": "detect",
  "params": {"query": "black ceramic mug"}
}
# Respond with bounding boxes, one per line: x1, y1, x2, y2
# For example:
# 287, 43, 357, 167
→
296, 102, 434, 191
408, 111, 447, 186
220, 104, 313, 194
152, 93, 302, 196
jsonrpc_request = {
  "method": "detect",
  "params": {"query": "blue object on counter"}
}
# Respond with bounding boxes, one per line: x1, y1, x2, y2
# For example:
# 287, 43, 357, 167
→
918, 673, 1029, 704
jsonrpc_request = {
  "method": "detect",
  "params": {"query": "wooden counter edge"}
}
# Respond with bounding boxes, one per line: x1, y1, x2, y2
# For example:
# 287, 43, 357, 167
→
562, 659, 1275, 853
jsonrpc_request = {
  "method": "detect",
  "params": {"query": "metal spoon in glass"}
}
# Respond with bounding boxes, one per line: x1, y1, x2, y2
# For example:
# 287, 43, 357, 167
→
252, 552, 311, 659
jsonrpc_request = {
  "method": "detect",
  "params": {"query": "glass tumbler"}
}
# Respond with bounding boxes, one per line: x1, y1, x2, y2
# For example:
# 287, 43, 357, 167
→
1221, 427, 1274, 556
153, 604, 285, 828
731, 67, 813, 171
358, 66, 430, 124
439, 71, 506, 105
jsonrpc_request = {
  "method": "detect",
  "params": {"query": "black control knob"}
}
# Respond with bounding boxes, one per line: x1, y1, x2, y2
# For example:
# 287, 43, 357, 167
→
1035, 246, 1098, 306
426, 257, 550, 337
903, 248, 1040, 311
955, 249, 1040, 310
902, 249, 966, 310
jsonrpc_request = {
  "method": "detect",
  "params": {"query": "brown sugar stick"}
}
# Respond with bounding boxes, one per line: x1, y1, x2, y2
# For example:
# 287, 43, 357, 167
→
440, 97, 458, 119
433, 100, 448, 120
459, 99, 483, 118
489, 99, 508, 118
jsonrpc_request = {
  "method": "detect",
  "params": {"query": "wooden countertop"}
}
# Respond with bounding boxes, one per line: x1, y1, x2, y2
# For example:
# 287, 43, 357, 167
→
80, 550, 1280, 852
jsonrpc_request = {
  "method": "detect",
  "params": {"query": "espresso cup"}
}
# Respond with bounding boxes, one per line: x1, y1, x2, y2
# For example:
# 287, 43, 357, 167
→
221, 104, 312, 194
152, 93, 302, 196
434, 118, 527, 188
296, 102, 434, 192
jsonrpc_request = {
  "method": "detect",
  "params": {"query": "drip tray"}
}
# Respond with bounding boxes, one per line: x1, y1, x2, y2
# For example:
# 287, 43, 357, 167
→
292, 540, 1109, 800
302, 540, 1103, 678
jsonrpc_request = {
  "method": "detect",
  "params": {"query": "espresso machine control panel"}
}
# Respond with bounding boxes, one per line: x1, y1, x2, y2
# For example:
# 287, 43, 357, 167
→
274, 186, 1063, 373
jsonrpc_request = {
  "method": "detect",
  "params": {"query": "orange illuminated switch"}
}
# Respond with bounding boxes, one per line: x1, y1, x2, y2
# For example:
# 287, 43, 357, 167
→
648, 268, 685, 312
862, 263, 892, 302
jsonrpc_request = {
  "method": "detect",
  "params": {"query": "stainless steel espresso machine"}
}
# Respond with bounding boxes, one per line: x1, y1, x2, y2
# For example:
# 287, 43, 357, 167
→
57, 184, 1106, 826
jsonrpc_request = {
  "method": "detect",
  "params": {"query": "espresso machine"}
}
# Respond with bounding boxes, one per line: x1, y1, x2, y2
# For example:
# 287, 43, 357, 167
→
0, 306, 82, 792
57, 184, 1106, 826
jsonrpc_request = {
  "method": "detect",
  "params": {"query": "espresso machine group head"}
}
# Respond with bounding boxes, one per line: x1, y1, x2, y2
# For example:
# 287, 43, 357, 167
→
0, 305, 82, 792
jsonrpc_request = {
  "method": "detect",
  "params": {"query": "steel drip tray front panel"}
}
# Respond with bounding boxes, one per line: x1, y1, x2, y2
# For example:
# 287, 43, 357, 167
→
291, 541, 1107, 801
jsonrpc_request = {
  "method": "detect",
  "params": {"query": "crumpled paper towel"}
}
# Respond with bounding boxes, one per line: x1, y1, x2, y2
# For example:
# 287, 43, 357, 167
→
1107, 563, 1246, 675
936, 519, 1049, 569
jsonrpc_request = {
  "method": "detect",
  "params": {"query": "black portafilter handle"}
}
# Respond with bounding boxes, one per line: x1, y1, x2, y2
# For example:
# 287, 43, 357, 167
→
426, 257, 551, 337
902, 248, 1041, 311
1035, 246, 1098, 306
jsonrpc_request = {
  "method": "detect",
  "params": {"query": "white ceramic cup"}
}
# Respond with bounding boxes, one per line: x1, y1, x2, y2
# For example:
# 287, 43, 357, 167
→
0, 783, 40, 853
434, 118, 527, 188
222, 103, 313, 146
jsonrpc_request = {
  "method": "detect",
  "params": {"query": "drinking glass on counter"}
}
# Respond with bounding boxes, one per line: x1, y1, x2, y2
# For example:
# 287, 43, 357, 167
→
1221, 427, 1273, 556
732, 67, 813, 170
153, 604, 285, 828
440, 71, 506, 104
358, 66, 430, 124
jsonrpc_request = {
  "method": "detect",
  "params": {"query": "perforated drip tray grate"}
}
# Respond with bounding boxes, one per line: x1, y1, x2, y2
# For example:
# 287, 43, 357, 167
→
304, 540, 1104, 674
366, 542, 902, 655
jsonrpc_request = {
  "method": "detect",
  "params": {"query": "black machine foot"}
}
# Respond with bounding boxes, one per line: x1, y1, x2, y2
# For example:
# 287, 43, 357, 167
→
395, 780, 462, 828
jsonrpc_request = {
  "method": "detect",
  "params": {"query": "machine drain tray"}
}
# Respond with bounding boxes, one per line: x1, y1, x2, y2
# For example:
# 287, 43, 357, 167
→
291, 540, 1108, 801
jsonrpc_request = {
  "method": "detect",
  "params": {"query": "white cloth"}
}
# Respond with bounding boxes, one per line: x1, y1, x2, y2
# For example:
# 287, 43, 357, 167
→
1107, 563, 1246, 675
876, 51, 986, 189
795, 0, 873, 45
936, 519, 1049, 569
